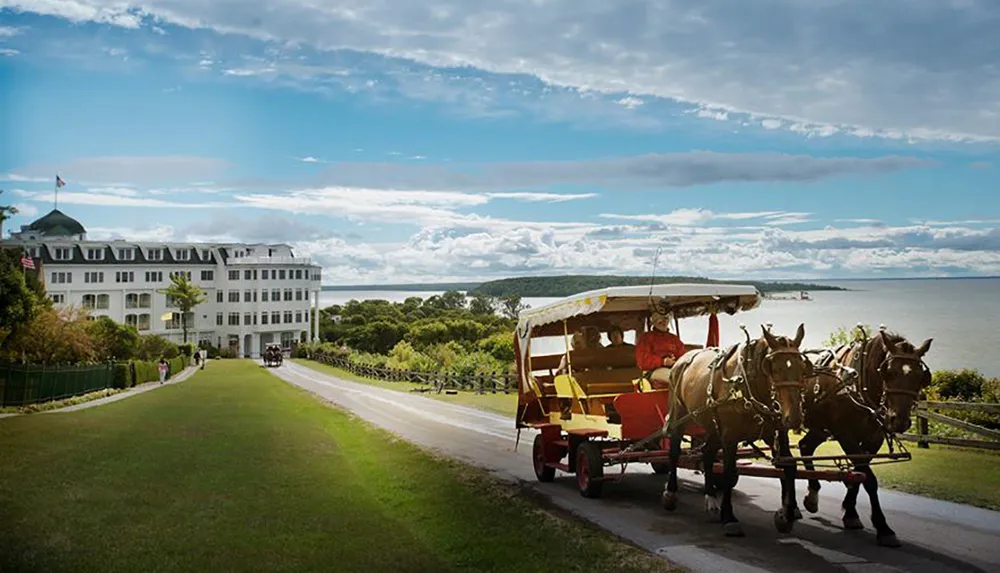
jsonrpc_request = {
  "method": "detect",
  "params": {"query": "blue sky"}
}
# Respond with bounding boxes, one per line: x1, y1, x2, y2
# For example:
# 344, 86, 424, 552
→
1, 1, 998, 283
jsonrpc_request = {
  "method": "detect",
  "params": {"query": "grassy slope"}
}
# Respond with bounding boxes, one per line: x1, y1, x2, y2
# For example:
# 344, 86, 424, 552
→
293, 358, 517, 417
294, 360, 1000, 511
0, 360, 678, 573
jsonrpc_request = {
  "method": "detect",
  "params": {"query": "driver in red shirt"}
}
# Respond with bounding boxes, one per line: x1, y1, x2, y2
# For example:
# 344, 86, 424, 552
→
635, 309, 687, 389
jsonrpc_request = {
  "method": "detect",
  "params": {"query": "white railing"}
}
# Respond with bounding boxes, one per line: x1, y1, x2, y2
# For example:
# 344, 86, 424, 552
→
227, 256, 313, 266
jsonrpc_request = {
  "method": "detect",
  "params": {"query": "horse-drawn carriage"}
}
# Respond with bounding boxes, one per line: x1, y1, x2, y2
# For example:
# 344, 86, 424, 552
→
515, 283, 925, 543
263, 343, 284, 367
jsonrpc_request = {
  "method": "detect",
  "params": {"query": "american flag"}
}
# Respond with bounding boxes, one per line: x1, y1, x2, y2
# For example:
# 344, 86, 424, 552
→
56, 175, 66, 188
21, 252, 35, 270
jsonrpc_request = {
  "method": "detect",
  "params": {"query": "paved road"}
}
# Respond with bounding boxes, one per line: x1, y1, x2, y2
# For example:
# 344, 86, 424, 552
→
272, 361, 1000, 573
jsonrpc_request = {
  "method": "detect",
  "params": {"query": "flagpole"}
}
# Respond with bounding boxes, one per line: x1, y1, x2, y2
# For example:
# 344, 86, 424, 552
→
54, 176, 58, 210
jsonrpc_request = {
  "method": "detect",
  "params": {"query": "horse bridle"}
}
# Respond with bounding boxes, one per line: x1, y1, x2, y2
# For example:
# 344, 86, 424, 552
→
877, 351, 930, 403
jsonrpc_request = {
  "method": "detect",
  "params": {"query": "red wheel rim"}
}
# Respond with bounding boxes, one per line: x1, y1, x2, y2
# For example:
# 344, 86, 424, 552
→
577, 450, 589, 491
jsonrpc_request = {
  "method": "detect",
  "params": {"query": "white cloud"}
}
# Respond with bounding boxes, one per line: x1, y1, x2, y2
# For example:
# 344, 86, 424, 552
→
10, 155, 231, 185
7, 0, 998, 141
0, 26, 23, 38
0, 48, 19, 56
88, 187, 141, 197
296, 156, 324, 164
1, 173, 50, 183
12, 203, 38, 217
616, 96, 644, 110
31, 191, 225, 209
601, 208, 801, 227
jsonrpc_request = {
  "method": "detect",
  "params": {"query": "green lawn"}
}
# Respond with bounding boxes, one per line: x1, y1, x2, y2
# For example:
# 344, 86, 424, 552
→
293, 358, 518, 417
0, 359, 677, 573
293, 359, 1000, 511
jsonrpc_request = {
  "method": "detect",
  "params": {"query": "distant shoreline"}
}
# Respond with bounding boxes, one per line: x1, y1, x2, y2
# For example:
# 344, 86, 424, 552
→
321, 275, 998, 294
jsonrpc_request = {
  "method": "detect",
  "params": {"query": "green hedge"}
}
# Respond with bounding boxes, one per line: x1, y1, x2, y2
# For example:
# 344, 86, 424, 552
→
112, 356, 190, 389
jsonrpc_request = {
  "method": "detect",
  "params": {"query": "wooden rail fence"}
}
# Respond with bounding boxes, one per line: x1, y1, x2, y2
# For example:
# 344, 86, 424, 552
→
900, 401, 1000, 451
310, 355, 517, 395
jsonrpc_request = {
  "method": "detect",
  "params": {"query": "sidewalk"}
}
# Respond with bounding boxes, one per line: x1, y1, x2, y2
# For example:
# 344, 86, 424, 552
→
0, 361, 206, 419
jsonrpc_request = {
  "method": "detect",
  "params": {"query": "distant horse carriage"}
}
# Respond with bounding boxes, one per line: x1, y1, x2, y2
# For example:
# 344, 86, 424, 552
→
263, 343, 284, 367
515, 284, 931, 544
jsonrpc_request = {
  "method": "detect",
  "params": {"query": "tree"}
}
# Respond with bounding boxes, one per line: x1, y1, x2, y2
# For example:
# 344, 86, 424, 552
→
469, 293, 498, 316
157, 273, 207, 343
0, 189, 17, 238
87, 316, 139, 360
0, 247, 41, 348
499, 294, 528, 320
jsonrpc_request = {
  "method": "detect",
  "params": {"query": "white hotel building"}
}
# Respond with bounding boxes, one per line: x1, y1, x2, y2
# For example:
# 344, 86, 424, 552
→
3, 209, 323, 358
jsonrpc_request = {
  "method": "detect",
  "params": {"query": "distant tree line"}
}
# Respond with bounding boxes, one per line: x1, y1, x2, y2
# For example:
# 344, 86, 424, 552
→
469, 275, 845, 298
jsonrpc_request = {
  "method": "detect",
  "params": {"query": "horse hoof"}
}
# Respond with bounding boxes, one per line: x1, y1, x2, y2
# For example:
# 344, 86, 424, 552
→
704, 494, 721, 516
877, 533, 901, 548
774, 510, 795, 534
661, 491, 678, 512
723, 522, 745, 537
793, 507, 802, 521
803, 490, 819, 514
843, 516, 865, 530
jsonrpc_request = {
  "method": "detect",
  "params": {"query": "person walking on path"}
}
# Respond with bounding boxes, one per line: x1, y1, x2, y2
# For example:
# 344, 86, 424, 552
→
200, 349, 207, 370
158, 358, 168, 385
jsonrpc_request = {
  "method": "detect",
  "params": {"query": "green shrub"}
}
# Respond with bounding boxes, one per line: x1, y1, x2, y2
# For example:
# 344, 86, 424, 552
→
822, 324, 874, 348
931, 369, 988, 402
178, 343, 196, 357
218, 346, 239, 359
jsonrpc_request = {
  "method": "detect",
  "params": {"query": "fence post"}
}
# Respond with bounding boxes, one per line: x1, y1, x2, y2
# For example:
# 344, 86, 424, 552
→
917, 412, 930, 449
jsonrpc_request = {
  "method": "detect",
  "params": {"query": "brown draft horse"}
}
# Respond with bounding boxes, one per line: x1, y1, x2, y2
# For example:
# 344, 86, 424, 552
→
661, 324, 810, 537
797, 327, 932, 547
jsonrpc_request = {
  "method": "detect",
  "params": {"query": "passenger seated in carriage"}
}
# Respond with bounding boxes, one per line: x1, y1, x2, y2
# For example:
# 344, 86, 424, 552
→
635, 308, 686, 389
555, 326, 602, 374
605, 325, 633, 349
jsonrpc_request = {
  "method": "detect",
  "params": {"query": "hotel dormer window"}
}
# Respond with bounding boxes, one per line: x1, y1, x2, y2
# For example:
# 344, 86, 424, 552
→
148, 248, 163, 261
118, 248, 134, 261
175, 248, 190, 261
201, 249, 211, 260
86, 248, 104, 261
53, 247, 71, 260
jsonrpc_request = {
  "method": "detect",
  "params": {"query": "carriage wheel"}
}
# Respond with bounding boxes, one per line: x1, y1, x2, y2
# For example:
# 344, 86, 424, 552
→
576, 441, 604, 498
532, 434, 556, 482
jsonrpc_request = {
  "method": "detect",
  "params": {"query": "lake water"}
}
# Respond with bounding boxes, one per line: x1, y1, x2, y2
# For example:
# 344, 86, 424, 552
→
319, 279, 999, 376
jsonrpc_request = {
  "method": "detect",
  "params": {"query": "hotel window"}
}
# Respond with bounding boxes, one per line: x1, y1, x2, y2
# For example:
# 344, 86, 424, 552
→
138, 314, 151, 331
216, 312, 223, 326
261, 312, 269, 325
50, 294, 65, 304
97, 294, 110, 309
86, 248, 104, 261
169, 271, 191, 281
244, 269, 252, 280
53, 247, 71, 260
116, 271, 135, 283
228, 270, 240, 280
295, 289, 303, 301
295, 311, 302, 323
125, 314, 138, 328
165, 314, 181, 330
261, 290, 269, 302
165, 295, 178, 308
139, 294, 152, 308
201, 270, 214, 281
117, 248, 134, 260
228, 312, 240, 326
284, 289, 293, 302
279, 269, 286, 280
148, 248, 163, 261
145, 271, 163, 282
242, 290, 252, 302
228, 290, 240, 303
284, 311, 293, 324
201, 249, 211, 260
82, 294, 96, 309
84, 271, 104, 284
126, 294, 139, 309
295, 269, 303, 280
175, 248, 190, 261
271, 311, 280, 324
244, 313, 252, 326
271, 289, 280, 301
217, 291, 224, 303
50, 271, 72, 284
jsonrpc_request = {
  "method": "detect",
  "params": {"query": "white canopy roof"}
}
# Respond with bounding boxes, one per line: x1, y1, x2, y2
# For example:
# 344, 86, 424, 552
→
516, 283, 761, 331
